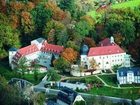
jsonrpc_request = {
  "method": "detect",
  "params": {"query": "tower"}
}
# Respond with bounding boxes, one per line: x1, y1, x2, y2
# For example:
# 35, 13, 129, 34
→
80, 44, 89, 69
110, 36, 115, 44
9, 48, 18, 68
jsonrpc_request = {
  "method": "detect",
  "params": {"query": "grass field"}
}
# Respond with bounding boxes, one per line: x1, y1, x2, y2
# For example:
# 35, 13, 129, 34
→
88, 86, 140, 100
0, 61, 46, 84
87, 0, 140, 19
111, 0, 140, 9
98, 74, 118, 87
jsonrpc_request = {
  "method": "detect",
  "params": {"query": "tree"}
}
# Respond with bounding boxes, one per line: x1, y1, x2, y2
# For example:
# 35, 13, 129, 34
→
80, 15, 95, 29
61, 48, 79, 63
45, 1, 66, 21
0, 75, 25, 105
84, 37, 96, 48
47, 69, 61, 81
53, 57, 70, 73
74, 21, 90, 37
30, 92, 45, 105
17, 57, 28, 77
31, 3, 52, 35
89, 58, 98, 70
66, 41, 80, 51
43, 20, 68, 45
59, 0, 76, 18
20, 11, 35, 36
74, 100, 86, 105
0, 13, 20, 58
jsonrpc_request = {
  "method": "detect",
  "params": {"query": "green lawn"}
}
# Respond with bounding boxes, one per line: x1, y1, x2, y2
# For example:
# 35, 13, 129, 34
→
87, 0, 140, 19
111, 0, 140, 9
24, 73, 47, 85
98, 74, 118, 87
87, 10, 102, 20
0, 61, 46, 84
88, 86, 140, 100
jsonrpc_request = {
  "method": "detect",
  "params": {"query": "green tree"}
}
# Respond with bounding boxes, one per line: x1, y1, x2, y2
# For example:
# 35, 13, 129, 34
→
54, 57, 70, 73
30, 92, 45, 105
31, 3, 52, 35
0, 75, 25, 105
17, 57, 28, 77
59, 0, 76, 17
0, 13, 20, 58
47, 69, 61, 81
66, 41, 80, 51
74, 100, 86, 105
74, 21, 90, 37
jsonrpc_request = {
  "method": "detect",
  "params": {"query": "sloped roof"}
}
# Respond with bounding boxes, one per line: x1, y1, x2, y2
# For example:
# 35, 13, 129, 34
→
18, 44, 39, 56
41, 42, 64, 54
118, 67, 140, 77
57, 87, 77, 105
9, 48, 18, 51
99, 38, 113, 46
88, 44, 125, 56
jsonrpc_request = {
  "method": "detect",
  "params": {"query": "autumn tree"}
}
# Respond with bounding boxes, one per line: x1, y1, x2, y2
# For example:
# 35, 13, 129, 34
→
80, 15, 95, 29
61, 48, 79, 63
89, 58, 98, 70
21, 11, 35, 35
0, 13, 20, 58
43, 20, 68, 45
45, 1, 66, 21
84, 37, 96, 48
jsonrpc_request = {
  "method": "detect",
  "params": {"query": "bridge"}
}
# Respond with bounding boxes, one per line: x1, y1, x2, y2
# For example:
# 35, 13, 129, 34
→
8, 78, 33, 90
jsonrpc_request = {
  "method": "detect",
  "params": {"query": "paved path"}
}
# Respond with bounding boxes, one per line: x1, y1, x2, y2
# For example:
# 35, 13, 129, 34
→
95, 75, 108, 86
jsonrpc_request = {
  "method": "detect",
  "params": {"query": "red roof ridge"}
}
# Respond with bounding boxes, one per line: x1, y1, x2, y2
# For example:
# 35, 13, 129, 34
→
88, 44, 125, 56
18, 44, 39, 56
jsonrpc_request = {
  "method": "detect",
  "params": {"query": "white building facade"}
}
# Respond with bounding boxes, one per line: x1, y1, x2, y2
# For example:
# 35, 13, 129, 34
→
9, 38, 64, 72
117, 67, 140, 84
80, 37, 130, 71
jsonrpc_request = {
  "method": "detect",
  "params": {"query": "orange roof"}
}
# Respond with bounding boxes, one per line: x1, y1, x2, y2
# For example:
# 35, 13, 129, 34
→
18, 44, 39, 56
41, 42, 64, 54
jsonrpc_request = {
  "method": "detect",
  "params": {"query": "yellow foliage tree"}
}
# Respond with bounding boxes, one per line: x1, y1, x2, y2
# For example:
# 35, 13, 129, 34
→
61, 48, 79, 63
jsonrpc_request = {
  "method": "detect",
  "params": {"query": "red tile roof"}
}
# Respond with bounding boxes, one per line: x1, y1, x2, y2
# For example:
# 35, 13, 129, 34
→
18, 44, 39, 56
88, 45, 125, 56
99, 38, 113, 46
41, 42, 64, 54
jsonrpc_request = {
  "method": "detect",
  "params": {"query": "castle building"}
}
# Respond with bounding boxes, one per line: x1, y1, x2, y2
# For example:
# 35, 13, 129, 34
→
80, 36, 130, 71
9, 38, 64, 72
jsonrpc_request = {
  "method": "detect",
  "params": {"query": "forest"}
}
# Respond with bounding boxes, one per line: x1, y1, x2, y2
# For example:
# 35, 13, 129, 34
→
0, 0, 140, 65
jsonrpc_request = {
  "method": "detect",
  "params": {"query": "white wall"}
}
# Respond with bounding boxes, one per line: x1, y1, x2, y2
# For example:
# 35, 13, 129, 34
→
88, 53, 126, 70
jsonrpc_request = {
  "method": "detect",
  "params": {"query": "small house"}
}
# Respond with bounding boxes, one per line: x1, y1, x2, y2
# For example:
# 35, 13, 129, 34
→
117, 67, 140, 84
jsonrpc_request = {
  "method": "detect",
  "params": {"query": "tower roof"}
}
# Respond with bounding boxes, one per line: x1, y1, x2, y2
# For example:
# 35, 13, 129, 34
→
81, 44, 89, 55
9, 48, 18, 51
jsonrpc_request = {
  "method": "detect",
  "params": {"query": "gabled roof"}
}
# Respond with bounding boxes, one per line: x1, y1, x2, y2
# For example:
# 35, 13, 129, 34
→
57, 87, 77, 105
118, 67, 140, 77
18, 44, 39, 56
99, 38, 113, 46
88, 44, 125, 56
41, 41, 64, 54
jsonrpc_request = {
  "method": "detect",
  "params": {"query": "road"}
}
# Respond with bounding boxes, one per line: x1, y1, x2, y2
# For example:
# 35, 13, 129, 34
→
32, 74, 140, 105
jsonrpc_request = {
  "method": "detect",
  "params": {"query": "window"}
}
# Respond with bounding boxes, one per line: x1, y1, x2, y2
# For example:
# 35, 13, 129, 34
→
106, 62, 109, 64
121, 72, 123, 76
